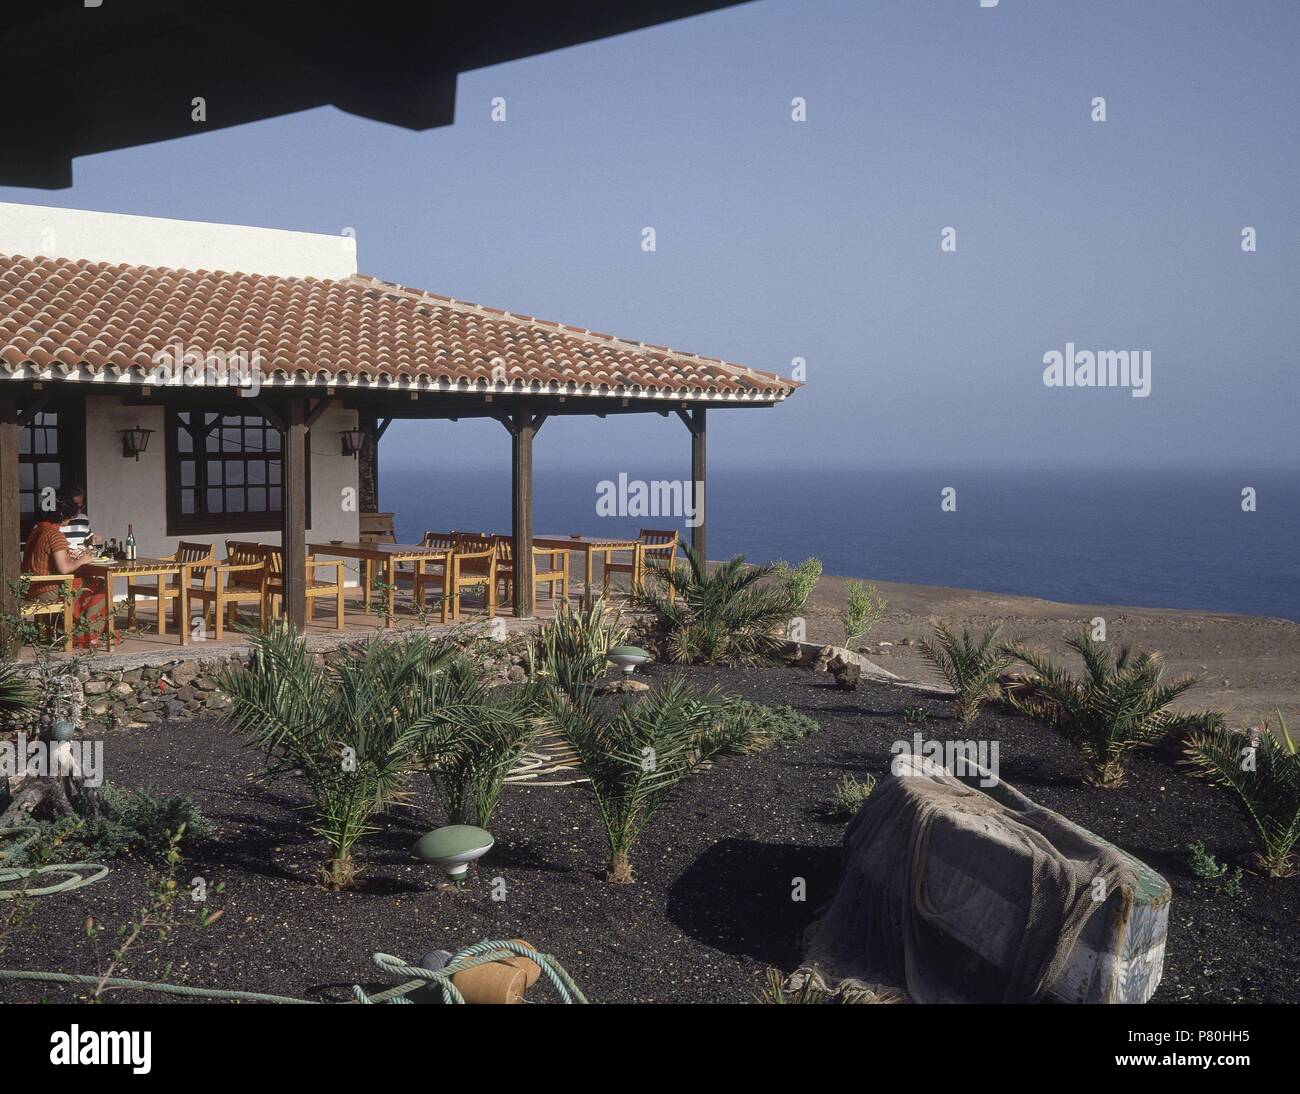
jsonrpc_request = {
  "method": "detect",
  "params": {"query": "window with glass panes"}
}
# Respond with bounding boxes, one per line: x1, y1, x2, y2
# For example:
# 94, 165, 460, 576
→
165, 408, 308, 534
18, 402, 86, 540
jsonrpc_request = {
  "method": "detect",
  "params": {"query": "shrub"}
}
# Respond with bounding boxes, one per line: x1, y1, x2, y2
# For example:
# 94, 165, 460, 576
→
841, 581, 886, 647
1005, 631, 1208, 789
415, 656, 537, 827
526, 597, 627, 698
826, 773, 877, 819
1183, 710, 1300, 876
1184, 840, 1245, 896
1185, 839, 1227, 880
7, 786, 213, 865
543, 679, 719, 883
918, 623, 1012, 729
638, 546, 801, 665
221, 624, 454, 890
902, 706, 929, 728
701, 698, 820, 755
772, 557, 822, 618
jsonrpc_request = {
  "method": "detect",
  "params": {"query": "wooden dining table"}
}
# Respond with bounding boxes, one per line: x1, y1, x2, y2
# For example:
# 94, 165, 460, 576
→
308, 541, 451, 627
83, 557, 183, 647
533, 535, 639, 607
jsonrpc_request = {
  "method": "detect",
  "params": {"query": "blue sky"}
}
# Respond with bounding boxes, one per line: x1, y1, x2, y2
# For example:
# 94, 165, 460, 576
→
4, 0, 1298, 471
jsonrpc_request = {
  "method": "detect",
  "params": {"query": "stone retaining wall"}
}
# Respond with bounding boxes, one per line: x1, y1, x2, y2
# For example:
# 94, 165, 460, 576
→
20, 629, 537, 734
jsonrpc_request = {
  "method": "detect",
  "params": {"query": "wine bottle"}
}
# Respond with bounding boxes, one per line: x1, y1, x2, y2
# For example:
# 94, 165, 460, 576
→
125, 524, 136, 561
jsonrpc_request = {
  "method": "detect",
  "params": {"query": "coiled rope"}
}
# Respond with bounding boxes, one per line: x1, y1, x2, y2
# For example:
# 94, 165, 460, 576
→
0, 825, 109, 898
0, 941, 586, 1004
355, 941, 587, 1004
1, 827, 586, 1002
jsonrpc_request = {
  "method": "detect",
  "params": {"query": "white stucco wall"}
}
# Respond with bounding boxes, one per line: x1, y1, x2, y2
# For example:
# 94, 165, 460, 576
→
0, 202, 356, 279
83, 396, 361, 579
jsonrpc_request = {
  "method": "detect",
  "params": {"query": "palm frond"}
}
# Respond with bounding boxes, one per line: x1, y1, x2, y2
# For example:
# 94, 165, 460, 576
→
636, 545, 801, 666
0, 663, 34, 722
917, 622, 1011, 729
1184, 711, 1300, 876
1006, 630, 1214, 788
544, 678, 721, 881
219, 623, 459, 888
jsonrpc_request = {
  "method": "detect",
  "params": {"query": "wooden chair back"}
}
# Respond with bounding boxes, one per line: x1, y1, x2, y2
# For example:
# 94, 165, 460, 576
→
224, 540, 263, 562
360, 511, 397, 544
492, 534, 514, 565
533, 545, 567, 573
421, 531, 456, 551
453, 543, 495, 579
176, 541, 214, 564
256, 545, 285, 576
224, 541, 266, 588
173, 542, 214, 589
639, 529, 679, 558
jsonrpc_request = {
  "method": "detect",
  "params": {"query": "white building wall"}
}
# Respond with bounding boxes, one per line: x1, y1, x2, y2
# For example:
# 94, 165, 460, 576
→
0, 203, 356, 279
83, 396, 361, 579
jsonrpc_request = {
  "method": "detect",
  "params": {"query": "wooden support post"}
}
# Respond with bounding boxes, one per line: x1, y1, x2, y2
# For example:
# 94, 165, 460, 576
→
0, 394, 20, 655
510, 412, 535, 618
676, 405, 707, 563
357, 414, 379, 513
499, 410, 543, 618
281, 397, 308, 630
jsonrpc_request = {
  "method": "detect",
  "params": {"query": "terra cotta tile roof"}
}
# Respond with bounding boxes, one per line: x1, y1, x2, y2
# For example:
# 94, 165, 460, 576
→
0, 253, 795, 402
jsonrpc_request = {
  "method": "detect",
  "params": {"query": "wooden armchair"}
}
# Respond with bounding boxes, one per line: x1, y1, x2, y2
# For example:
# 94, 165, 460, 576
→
532, 546, 570, 613
259, 546, 346, 631
493, 537, 570, 614
19, 574, 75, 652
604, 529, 679, 597
395, 531, 454, 593
441, 541, 497, 622
182, 541, 267, 641
491, 534, 514, 610
126, 541, 214, 637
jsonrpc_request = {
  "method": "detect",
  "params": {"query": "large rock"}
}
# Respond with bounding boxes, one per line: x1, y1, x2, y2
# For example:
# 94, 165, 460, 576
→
801, 755, 1170, 1004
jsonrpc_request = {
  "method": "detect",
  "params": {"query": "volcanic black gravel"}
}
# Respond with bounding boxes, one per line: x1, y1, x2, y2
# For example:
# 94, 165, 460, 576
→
3, 663, 1297, 1004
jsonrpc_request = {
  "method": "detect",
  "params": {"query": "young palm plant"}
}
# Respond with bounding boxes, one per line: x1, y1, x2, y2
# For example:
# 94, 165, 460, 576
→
917, 623, 1012, 729
1004, 631, 1207, 789
220, 624, 455, 890
414, 656, 538, 826
637, 546, 799, 665
1183, 711, 1300, 877
0, 662, 34, 722
544, 679, 721, 883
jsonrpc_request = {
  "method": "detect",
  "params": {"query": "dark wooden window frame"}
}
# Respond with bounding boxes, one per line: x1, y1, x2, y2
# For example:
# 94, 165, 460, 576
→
18, 399, 86, 541
164, 405, 311, 536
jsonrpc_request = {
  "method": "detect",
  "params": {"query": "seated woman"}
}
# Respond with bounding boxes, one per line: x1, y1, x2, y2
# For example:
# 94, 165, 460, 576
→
23, 496, 113, 649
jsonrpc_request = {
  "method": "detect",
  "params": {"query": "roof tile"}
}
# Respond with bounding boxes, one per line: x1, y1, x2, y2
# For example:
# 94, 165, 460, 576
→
0, 254, 796, 401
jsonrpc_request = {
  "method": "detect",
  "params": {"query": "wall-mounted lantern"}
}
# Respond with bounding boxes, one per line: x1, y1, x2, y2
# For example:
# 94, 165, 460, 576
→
120, 427, 154, 460
340, 427, 368, 458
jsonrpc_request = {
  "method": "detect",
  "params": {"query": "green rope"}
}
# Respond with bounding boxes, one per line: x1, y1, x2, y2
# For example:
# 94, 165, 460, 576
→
0, 968, 320, 1003
357, 941, 589, 1004
1, 829, 586, 1003
0, 825, 110, 899
0, 941, 587, 1004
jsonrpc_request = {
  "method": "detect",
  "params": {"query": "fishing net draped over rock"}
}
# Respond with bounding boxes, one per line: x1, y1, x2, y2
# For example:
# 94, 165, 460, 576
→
801, 755, 1158, 1004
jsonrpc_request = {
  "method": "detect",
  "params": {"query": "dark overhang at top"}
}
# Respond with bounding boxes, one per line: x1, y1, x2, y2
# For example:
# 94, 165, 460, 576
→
3, 0, 751, 189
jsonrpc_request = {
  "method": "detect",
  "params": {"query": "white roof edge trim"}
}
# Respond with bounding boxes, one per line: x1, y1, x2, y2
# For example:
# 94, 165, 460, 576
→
0, 369, 788, 403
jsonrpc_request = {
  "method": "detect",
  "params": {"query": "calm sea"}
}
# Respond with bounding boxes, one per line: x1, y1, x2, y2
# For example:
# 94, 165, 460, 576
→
380, 467, 1300, 622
